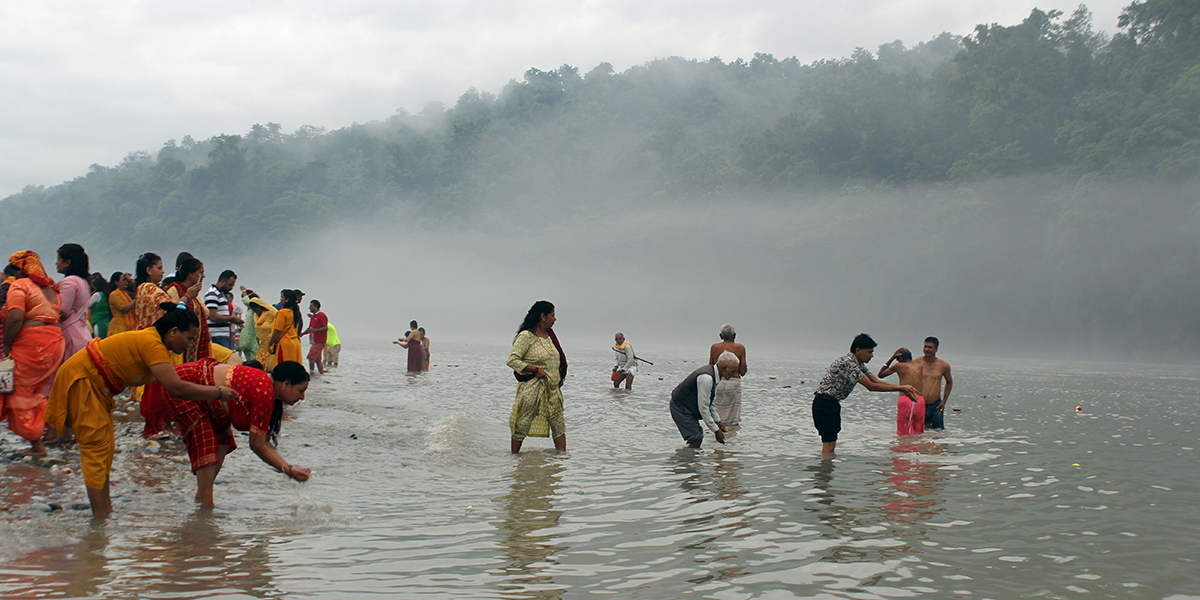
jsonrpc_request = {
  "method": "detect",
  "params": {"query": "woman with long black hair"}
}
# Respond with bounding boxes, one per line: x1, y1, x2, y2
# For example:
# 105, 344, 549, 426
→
133, 252, 171, 329
54, 243, 92, 360
142, 359, 312, 509
268, 289, 303, 367
506, 300, 568, 453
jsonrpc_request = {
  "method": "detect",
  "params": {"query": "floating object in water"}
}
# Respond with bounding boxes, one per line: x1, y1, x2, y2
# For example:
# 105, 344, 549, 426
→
1075, 406, 1082, 412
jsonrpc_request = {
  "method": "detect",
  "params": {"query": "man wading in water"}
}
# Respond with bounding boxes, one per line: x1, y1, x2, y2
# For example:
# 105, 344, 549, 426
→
812, 334, 919, 456
913, 336, 953, 430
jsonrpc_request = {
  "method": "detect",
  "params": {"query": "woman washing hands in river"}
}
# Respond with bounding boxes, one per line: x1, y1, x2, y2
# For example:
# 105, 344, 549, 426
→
142, 360, 312, 509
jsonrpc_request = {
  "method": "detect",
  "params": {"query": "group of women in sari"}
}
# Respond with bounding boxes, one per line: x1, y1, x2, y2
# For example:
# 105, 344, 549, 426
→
2, 247, 316, 519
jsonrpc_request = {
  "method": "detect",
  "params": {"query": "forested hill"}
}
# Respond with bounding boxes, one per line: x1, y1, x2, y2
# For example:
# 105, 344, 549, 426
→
1, 1, 1198, 256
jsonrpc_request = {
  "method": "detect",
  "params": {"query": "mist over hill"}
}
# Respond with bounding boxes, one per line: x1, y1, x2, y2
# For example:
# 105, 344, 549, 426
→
2, 2, 1198, 359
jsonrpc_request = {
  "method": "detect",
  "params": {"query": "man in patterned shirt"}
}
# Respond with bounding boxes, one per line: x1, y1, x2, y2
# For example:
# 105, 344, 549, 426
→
813, 333, 919, 456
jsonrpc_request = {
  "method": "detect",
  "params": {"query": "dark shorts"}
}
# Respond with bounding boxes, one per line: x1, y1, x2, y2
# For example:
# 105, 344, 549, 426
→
212, 337, 233, 350
812, 393, 841, 443
669, 399, 704, 445
925, 402, 945, 430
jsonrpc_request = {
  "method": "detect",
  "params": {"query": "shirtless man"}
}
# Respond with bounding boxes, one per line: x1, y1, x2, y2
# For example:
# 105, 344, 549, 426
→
912, 337, 953, 430
708, 324, 747, 425
877, 348, 925, 435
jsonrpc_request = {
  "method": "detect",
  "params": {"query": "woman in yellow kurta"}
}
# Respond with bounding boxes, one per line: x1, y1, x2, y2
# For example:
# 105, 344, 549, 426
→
46, 303, 237, 519
244, 294, 278, 371
268, 290, 302, 367
105, 271, 135, 336
506, 300, 567, 454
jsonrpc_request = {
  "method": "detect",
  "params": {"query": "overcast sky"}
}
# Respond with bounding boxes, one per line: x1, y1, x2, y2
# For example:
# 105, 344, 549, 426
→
0, 0, 1130, 198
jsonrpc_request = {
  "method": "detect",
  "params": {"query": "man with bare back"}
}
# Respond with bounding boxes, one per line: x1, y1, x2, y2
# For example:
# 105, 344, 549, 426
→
877, 348, 925, 435
708, 324, 747, 425
912, 337, 953, 430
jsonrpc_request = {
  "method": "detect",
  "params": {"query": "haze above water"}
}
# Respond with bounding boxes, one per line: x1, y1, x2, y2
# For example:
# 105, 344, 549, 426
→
205, 180, 1199, 363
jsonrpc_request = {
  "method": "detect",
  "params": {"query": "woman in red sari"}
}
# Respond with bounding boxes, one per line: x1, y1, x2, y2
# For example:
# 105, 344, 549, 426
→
163, 257, 210, 362
393, 320, 424, 372
1, 251, 66, 457
142, 360, 312, 508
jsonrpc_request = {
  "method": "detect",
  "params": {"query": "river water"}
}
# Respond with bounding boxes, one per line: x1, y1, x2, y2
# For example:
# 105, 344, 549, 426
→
1, 339, 1199, 599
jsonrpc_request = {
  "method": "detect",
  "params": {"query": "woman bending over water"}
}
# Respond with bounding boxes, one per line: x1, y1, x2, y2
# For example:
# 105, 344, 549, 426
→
142, 359, 311, 509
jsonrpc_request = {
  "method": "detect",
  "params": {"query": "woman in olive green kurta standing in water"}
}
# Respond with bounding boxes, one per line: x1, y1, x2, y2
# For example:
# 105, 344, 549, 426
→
506, 300, 567, 454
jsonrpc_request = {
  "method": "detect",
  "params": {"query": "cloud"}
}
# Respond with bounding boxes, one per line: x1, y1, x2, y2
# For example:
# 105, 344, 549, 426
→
0, 0, 1131, 197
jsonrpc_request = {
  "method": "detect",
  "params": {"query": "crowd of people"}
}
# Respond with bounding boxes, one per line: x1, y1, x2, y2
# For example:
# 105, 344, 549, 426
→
507, 300, 953, 456
0, 245, 341, 518
4, 248, 957, 518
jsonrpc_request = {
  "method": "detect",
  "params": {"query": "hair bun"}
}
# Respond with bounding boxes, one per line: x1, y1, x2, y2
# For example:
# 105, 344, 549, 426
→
158, 301, 180, 312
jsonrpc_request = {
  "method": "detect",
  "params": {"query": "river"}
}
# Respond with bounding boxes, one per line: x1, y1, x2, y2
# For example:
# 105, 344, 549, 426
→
1, 339, 1198, 598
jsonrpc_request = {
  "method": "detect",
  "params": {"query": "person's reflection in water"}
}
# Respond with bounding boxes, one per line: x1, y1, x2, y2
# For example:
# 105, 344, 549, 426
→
804, 458, 876, 563
138, 511, 279, 597
881, 441, 948, 535
3, 522, 112, 599
492, 451, 567, 599
667, 448, 753, 583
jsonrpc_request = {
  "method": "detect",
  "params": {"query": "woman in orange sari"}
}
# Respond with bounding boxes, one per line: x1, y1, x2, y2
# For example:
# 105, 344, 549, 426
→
105, 271, 135, 336
268, 289, 303, 367
1, 251, 66, 457
163, 257, 210, 362
47, 304, 236, 519
133, 253, 171, 330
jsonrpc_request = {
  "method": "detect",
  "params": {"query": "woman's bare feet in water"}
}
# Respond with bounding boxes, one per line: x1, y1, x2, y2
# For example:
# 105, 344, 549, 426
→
19, 440, 48, 457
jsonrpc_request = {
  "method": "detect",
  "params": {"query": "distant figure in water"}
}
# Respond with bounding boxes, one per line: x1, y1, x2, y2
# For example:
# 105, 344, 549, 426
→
913, 337, 953, 430
708, 324, 747, 426
507, 301, 566, 453
323, 323, 341, 369
300, 299, 327, 376
812, 334, 919, 456
141, 360, 312, 509
670, 351, 738, 448
393, 320, 423, 372
877, 348, 925, 435
611, 332, 636, 390
419, 327, 430, 370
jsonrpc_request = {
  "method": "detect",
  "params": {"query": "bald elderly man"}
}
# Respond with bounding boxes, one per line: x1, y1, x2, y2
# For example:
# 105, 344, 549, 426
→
669, 351, 740, 448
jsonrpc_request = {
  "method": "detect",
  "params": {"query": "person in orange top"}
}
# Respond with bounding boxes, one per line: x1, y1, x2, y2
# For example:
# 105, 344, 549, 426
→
133, 253, 171, 330
163, 257, 210, 362
268, 289, 303, 367
1, 251, 66, 457
106, 271, 136, 336
47, 304, 237, 519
